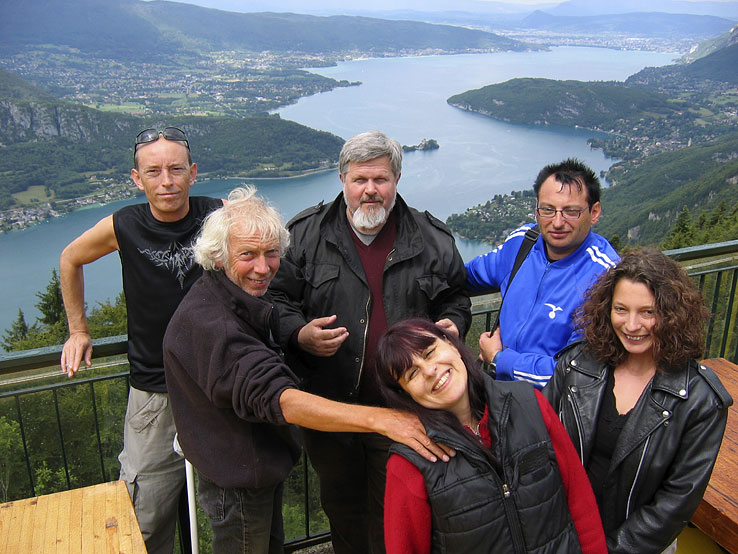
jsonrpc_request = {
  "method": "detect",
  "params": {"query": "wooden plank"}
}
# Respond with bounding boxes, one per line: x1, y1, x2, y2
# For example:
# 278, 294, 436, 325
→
0, 481, 145, 553
115, 480, 144, 553
32, 494, 49, 553
692, 358, 738, 554
92, 483, 106, 554
19, 497, 35, 554
43, 489, 61, 553
68, 487, 83, 553
55, 488, 73, 554
0, 499, 28, 554
103, 483, 121, 554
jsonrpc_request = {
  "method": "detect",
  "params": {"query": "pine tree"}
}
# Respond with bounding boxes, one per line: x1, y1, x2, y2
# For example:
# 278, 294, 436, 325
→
35, 269, 65, 327
608, 234, 623, 253
662, 206, 695, 249
1, 309, 30, 351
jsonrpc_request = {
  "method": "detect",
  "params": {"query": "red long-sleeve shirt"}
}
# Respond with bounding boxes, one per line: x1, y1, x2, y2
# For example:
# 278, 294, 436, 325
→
384, 391, 607, 554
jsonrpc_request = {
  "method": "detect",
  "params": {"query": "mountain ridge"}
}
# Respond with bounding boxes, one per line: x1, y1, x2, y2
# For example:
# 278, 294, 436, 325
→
0, 0, 530, 61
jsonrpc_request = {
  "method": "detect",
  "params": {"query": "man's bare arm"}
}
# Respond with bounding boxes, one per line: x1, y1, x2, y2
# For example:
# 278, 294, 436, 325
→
279, 388, 454, 463
59, 215, 119, 377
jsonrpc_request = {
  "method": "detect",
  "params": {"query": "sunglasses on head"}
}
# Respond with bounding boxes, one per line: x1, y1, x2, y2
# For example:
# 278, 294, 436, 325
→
134, 127, 190, 157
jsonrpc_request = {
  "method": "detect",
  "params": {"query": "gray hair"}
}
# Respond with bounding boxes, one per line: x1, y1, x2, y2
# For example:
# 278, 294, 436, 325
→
339, 130, 403, 177
194, 186, 290, 271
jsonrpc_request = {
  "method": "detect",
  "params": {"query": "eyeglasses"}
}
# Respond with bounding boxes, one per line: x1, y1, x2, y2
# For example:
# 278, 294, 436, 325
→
536, 206, 588, 220
134, 127, 190, 156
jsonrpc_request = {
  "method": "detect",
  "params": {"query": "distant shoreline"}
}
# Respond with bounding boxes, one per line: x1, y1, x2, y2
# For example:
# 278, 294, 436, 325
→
213, 165, 336, 182
0, 165, 338, 234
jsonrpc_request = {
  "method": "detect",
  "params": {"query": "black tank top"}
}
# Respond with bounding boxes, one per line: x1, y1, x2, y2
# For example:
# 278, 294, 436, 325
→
113, 196, 222, 392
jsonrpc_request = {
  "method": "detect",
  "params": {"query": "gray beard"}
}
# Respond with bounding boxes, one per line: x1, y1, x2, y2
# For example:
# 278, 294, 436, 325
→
346, 194, 396, 233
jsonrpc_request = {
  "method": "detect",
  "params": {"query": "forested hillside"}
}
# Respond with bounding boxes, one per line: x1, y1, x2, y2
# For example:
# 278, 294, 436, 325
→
0, 69, 343, 211
598, 134, 738, 245
446, 27, 738, 248
447, 79, 678, 129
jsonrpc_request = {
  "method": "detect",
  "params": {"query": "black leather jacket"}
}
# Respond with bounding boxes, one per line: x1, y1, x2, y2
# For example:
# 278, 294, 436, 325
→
543, 342, 732, 554
269, 192, 471, 402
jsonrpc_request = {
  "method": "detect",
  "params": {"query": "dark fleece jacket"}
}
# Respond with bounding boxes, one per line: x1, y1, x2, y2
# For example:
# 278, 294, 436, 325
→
163, 269, 301, 489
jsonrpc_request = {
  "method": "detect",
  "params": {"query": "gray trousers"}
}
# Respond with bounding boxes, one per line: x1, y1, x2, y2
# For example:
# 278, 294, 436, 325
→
118, 387, 186, 554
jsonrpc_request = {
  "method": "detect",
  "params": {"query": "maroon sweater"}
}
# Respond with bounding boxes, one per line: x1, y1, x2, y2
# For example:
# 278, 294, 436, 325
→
348, 211, 397, 404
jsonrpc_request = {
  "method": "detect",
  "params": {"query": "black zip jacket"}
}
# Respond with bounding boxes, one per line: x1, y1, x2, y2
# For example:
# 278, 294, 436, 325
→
269, 192, 471, 402
543, 342, 732, 554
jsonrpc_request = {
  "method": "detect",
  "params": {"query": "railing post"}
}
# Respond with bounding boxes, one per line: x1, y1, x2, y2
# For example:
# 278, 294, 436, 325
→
52, 388, 72, 489
15, 395, 35, 497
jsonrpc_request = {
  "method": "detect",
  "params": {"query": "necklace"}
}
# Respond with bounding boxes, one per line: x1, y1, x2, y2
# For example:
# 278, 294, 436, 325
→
465, 419, 482, 439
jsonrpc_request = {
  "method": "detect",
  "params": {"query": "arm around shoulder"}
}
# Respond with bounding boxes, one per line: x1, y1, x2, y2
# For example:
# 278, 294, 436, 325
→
278, 389, 451, 463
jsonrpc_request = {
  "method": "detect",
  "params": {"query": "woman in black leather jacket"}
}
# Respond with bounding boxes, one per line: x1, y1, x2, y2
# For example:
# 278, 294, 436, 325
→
544, 248, 732, 554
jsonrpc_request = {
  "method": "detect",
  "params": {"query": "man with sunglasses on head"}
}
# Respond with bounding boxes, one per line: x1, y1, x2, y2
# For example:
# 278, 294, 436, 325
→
465, 158, 619, 389
59, 126, 223, 554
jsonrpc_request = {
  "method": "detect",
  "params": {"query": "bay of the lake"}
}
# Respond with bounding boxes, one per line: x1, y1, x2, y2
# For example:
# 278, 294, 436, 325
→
0, 46, 676, 335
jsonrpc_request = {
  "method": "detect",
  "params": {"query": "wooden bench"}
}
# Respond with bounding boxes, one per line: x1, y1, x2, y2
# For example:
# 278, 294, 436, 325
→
692, 358, 738, 554
0, 480, 146, 553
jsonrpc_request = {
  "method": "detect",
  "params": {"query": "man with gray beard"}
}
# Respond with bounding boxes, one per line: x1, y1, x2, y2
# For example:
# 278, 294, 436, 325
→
269, 130, 471, 554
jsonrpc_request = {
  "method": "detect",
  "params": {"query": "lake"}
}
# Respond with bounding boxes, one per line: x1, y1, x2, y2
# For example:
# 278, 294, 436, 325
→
0, 46, 676, 335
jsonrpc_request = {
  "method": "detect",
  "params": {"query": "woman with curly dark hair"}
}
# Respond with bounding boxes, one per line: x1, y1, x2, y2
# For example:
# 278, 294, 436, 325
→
376, 318, 608, 554
543, 248, 733, 554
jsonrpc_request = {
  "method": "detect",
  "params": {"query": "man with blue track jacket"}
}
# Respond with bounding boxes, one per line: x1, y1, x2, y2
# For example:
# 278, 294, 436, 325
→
465, 158, 619, 388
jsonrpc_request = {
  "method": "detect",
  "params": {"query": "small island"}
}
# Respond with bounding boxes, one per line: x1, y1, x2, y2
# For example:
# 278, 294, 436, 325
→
403, 138, 440, 152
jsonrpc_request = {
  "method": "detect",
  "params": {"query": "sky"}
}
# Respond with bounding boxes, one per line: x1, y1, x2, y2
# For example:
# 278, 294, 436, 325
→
164, 0, 738, 17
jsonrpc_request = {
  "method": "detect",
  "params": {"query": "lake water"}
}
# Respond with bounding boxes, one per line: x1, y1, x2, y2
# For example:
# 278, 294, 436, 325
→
0, 47, 676, 335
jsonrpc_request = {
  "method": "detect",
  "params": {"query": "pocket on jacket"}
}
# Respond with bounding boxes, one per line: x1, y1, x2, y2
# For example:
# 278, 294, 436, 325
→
517, 443, 555, 486
304, 263, 340, 288
417, 274, 451, 301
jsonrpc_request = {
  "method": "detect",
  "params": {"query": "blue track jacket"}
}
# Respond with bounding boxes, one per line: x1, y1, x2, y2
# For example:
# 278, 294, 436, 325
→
466, 224, 618, 388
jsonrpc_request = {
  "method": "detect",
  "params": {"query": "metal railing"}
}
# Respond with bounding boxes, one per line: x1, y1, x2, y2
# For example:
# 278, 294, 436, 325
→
1, 240, 738, 553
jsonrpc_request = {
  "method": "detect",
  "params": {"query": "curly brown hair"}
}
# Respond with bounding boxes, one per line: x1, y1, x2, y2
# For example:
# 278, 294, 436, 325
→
576, 247, 709, 371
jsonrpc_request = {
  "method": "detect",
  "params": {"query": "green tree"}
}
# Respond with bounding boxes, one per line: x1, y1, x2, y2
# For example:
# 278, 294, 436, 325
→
0, 416, 24, 502
2, 277, 128, 351
1, 308, 31, 351
709, 200, 728, 227
87, 292, 127, 337
35, 268, 65, 326
662, 206, 695, 249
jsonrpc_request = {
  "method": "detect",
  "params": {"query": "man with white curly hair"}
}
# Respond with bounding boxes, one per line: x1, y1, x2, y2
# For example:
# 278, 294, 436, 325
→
163, 186, 451, 554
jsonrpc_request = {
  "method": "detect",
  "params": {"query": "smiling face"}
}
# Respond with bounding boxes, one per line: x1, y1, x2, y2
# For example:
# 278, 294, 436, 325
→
397, 336, 472, 423
536, 174, 601, 261
611, 278, 657, 360
131, 137, 197, 222
223, 223, 281, 297
341, 156, 398, 234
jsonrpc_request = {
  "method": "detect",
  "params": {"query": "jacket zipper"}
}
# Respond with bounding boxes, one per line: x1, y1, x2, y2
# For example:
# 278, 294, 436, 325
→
354, 294, 371, 390
355, 248, 396, 391
496, 393, 527, 554
626, 436, 650, 519
566, 393, 585, 464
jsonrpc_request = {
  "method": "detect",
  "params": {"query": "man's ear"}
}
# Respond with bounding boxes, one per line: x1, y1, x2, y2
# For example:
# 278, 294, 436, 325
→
131, 168, 145, 192
188, 162, 198, 187
590, 201, 602, 225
